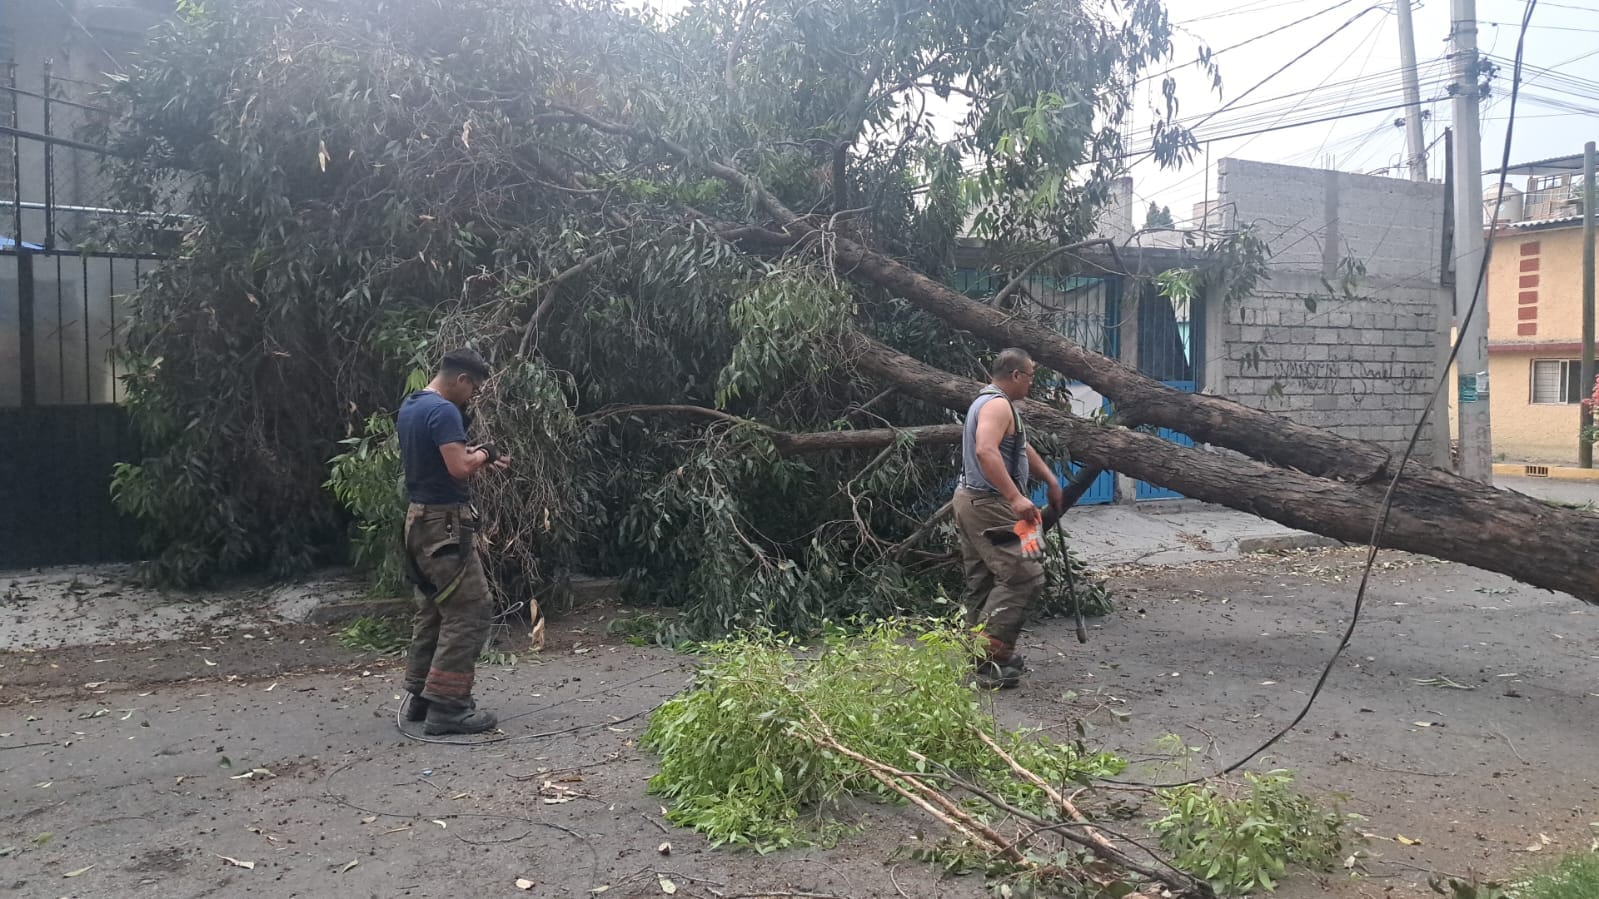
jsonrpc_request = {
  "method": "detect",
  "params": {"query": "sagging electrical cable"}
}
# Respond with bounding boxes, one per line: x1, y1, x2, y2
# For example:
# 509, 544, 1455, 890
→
1108, 0, 1540, 790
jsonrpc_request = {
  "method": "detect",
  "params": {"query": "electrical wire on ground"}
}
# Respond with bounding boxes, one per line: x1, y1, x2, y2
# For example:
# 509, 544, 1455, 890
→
1108, 0, 1540, 791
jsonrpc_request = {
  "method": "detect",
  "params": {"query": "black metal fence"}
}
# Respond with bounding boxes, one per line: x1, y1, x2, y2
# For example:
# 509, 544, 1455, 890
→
0, 248, 155, 569
0, 63, 158, 569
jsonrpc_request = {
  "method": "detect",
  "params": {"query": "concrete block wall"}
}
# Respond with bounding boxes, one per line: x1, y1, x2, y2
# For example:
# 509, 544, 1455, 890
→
1209, 159, 1452, 463
1216, 159, 1447, 286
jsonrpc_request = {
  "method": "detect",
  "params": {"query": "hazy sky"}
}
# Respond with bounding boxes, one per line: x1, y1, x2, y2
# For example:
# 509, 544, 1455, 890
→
630, 0, 1598, 223
1129, 0, 1599, 222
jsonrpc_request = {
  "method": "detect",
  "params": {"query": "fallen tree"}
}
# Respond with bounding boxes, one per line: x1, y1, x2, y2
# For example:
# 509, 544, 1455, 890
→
848, 335, 1599, 602
94, 0, 1599, 631
541, 104, 1599, 601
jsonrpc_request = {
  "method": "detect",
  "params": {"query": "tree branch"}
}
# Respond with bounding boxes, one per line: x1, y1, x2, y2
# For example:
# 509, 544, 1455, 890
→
887, 499, 951, 561
536, 106, 1395, 483
518, 248, 617, 355
724, 0, 765, 96
581, 404, 961, 456
990, 239, 1115, 308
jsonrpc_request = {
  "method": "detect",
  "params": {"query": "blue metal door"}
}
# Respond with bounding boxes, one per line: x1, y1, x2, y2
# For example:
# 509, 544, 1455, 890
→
954, 268, 1122, 505
1132, 282, 1202, 501
1134, 382, 1194, 501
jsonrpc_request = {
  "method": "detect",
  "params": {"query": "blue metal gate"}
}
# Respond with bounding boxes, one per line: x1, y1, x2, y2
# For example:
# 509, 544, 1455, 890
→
955, 269, 1121, 505
1132, 282, 1201, 501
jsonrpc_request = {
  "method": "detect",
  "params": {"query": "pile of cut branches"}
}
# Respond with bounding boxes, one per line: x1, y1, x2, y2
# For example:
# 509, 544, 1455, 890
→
644, 622, 1260, 897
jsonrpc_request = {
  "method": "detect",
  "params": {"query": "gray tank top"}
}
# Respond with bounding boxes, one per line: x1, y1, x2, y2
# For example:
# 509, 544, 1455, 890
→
959, 386, 1028, 494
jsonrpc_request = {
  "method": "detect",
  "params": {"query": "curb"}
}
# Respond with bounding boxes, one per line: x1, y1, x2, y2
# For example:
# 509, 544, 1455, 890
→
307, 596, 411, 626
1236, 533, 1345, 554
1493, 462, 1599, 482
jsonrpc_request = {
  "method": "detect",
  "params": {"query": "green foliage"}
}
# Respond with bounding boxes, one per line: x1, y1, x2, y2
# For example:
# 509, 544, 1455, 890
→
337, 615, 409, 655
605, 613, 671, 646
1143, 202, 1175, 230
717, 268, 853, 408
1511, 851, 1599, 899
324, 414, 407, 595
96, 0, 1194, 632
1428, 849, 1599, 899
1152, 771, 1348, 895
1039, 531, 1114, 619
1157, 226, 1274, 313
641, 621, 1126, 852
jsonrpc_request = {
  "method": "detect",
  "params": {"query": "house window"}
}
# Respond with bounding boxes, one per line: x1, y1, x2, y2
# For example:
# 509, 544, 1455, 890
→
1530, 359, 1589, 404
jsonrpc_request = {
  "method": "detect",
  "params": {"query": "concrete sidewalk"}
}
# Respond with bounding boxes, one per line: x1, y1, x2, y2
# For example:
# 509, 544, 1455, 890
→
1061, 502, 1339, 568
8, 475, 1590, 652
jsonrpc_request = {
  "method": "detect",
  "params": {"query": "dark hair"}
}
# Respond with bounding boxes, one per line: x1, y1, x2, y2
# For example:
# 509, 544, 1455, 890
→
440, 348, 492, 381
990, 347, 1033, 378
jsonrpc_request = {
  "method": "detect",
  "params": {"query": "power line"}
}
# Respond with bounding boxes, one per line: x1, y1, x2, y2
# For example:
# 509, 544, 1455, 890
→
1184, 4, 1396, 133
1174, 0, 1313, 25
1483, 20, 1599, 33
1136, 0, 1366, 88
1120, 94, 1454, 161
1162, 58, 1453, 133
1152, 14, 1396, 204
1112, 0, 1543, 791
1307, 13, 1390, 166
1537, 0, 1599, 11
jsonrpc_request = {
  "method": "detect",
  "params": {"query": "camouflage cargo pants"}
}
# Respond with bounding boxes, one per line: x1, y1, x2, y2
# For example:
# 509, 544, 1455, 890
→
401, 503, 492, 707
953, 488, 1044, 653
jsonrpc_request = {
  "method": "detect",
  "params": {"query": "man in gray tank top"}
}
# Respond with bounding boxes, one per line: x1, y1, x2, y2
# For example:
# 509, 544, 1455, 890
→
954, 347, 1064, 689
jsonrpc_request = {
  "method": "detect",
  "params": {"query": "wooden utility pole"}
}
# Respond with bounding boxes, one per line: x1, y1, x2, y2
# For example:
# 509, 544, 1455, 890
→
1396, 0, 1429, 182
1450, 0, 1492, 482
1582, 141, 1596, 467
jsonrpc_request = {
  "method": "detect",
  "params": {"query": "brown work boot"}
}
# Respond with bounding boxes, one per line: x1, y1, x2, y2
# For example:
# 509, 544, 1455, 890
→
423, 700, 499, 735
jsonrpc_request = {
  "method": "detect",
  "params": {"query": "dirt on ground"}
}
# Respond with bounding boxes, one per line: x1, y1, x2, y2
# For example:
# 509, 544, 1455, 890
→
2, 548, 1596, 899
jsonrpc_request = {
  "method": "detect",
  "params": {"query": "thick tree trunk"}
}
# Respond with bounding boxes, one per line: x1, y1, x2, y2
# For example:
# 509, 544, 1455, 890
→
847, 333, 1599, 604
819, 228, 1394, 483
551, 119, 1599, 600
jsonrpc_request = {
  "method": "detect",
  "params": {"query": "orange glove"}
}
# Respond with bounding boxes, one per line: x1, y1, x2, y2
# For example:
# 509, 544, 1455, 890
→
1012, 518, 1043, 560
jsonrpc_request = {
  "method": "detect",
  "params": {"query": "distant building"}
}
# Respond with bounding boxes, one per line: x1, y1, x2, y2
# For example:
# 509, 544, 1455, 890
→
1483, 152, 1598, 463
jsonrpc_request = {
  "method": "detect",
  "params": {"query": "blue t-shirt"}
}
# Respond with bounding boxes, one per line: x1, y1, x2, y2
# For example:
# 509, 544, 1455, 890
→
398, 390, 470, 505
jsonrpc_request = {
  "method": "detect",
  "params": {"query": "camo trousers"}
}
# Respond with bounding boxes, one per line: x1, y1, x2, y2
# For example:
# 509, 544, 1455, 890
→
401, 503, 491, 707
953, 489, 1044, 656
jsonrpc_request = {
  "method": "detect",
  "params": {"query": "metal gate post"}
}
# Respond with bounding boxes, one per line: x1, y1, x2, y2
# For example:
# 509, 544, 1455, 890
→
18, 251, 35, 407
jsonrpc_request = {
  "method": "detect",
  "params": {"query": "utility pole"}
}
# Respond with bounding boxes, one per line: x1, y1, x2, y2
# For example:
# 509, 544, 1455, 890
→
1396, 0, 1429, 181
1581, 141, 1596, 467
1450, 0, 1492, 482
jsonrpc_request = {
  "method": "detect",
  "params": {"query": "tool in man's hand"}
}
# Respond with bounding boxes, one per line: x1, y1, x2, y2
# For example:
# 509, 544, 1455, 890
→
983, 501, 1089, 645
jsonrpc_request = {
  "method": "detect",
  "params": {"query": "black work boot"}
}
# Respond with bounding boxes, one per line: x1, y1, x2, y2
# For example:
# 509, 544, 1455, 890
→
403, 692, 430, 722
975, 657, 1024, 689
423, 700, 499, 736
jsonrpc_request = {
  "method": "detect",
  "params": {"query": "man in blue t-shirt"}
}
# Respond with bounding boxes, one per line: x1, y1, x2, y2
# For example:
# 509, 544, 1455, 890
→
396, 348, 512, 735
